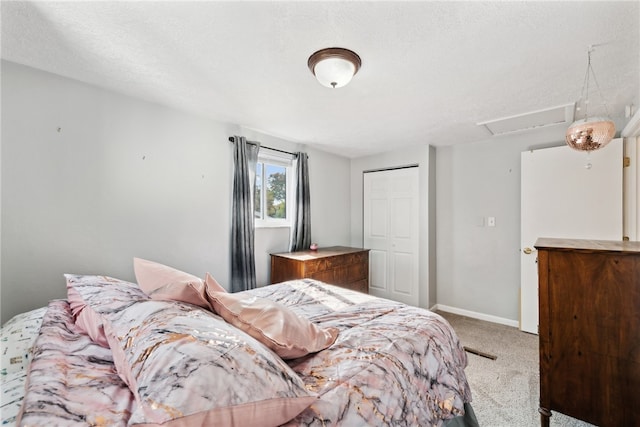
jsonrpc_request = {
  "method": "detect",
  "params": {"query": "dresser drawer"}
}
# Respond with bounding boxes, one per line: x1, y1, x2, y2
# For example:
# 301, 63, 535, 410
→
303, 259, 327, 275
309, 269, 334, 283
349, 279, 369, 293
326, 252, 366, 268
334, 263, 367, 285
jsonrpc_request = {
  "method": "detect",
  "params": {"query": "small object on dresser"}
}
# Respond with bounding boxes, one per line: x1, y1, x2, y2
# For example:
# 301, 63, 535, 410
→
309, 243, 318, 251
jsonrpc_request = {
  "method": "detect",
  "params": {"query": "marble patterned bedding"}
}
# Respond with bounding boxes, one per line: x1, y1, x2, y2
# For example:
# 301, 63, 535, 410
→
2, 278, 476, 427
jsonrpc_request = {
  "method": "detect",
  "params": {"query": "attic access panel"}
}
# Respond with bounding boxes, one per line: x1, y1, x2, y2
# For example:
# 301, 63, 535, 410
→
477, 103, 575, 136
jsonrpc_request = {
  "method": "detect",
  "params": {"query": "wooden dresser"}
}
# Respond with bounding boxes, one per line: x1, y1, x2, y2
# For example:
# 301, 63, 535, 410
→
270, 246, 369, 293
535, 238, 640, 427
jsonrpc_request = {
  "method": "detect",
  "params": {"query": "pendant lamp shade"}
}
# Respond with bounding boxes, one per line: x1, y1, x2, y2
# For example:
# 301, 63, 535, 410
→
565, 47, 615, 152
565, 117, 616, 151
308, 48, 361, 89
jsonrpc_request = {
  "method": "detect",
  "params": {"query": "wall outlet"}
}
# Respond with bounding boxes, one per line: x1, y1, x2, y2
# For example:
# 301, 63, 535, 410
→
488, 216, 496, 227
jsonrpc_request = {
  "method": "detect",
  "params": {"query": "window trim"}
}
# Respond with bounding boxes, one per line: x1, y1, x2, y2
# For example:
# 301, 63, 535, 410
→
255, 150, 294, 229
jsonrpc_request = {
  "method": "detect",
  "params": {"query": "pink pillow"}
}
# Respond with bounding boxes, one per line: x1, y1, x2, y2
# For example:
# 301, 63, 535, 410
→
205, 272, 225, 291
207, 291, 339, 359
102, 299, 316, 426
133, 258, 226, 309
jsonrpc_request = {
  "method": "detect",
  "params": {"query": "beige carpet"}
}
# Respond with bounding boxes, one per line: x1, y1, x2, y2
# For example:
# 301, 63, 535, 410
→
437, 311, 595, 427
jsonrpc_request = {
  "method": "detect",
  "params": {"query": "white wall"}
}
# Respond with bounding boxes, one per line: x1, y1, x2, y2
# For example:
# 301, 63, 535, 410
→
349, 145, 434, 309
1, 61, 350, 323
307, 147, 352, 247
435, 126, 568, 322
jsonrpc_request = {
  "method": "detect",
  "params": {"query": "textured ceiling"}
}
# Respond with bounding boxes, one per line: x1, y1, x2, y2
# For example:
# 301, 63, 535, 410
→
2, 1, 639, 158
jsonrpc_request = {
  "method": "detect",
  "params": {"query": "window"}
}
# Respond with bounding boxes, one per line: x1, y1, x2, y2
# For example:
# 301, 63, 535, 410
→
255, 151, 293, 228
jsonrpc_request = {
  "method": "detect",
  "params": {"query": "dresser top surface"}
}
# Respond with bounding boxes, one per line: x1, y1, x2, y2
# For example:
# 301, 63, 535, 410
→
535, 237, 640, 253
270, 246, 369, 261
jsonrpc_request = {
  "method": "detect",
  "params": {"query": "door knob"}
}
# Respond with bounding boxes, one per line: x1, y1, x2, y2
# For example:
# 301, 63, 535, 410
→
523, 247, 534, 254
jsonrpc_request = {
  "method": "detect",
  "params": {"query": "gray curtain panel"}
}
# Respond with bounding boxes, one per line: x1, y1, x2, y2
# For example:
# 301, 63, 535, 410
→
230, 136, 260, 292
289, 152, 311, 252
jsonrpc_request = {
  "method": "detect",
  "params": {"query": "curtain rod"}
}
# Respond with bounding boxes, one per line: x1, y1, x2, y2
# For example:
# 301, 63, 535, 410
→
228, 136, 297, 157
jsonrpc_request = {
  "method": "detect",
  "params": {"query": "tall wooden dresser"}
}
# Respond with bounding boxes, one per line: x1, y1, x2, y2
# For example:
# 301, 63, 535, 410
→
270, 246, 369, 293
535, 238, 640, 427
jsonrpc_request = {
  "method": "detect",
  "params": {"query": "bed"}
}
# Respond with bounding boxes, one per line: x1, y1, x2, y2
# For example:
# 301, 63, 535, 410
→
1, 260, 478, 427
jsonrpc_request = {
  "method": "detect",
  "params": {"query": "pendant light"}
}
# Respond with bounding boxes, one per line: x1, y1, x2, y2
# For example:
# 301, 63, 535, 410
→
565, 46, 615, 152
308, 48, 361, 89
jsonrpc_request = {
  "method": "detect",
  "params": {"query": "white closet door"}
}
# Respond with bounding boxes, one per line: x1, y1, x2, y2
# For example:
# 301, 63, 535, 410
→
364, 167, 419, 306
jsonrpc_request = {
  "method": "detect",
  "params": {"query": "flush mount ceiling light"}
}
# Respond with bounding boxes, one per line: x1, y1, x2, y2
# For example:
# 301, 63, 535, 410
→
308, 47, 361, 88
565, 46, 616, 152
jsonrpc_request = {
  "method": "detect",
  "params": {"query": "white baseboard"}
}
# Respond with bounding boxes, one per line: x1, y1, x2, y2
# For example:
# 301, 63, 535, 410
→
431, 304, 519, 328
